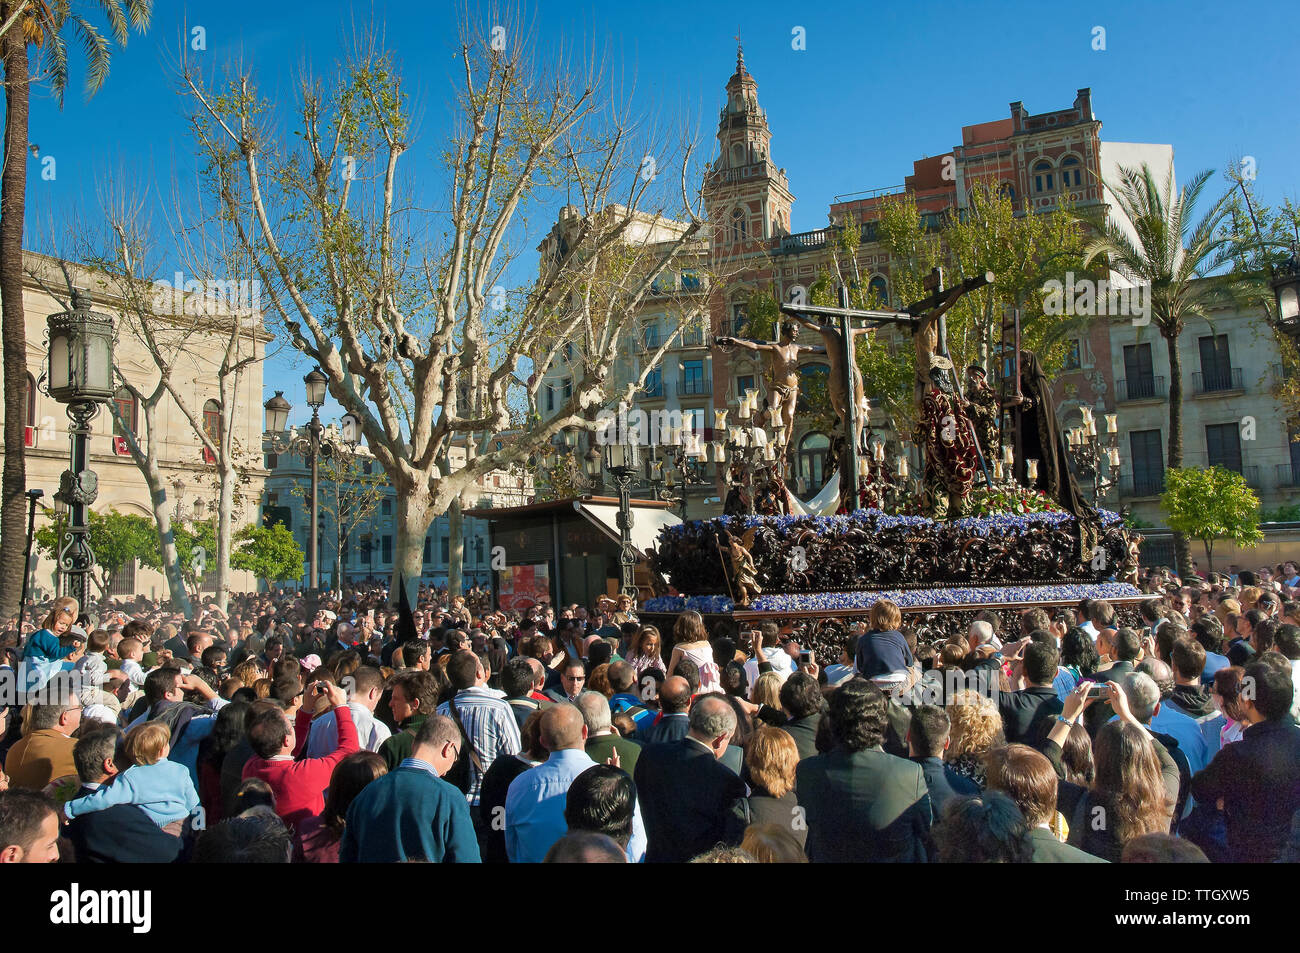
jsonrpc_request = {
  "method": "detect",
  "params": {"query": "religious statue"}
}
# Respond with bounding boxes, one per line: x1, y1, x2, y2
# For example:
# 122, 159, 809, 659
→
719, 527, 762, 608
754, 468, 791, 517
717, 320, 824, 461
916, 357, 980, 519
789, 313, 870, 437
962, 364, 1001, 466
1008, 349, 1101, 557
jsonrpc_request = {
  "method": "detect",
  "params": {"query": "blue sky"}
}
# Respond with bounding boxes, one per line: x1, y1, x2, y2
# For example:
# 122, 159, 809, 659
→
25, 0, 1300, 426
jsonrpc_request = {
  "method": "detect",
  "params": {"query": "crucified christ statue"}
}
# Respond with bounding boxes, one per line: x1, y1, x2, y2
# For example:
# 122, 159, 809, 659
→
716, 319, 824, 458
789, 312, 870, 429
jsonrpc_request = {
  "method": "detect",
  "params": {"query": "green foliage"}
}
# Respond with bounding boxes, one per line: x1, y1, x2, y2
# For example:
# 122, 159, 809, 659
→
1161, 467, 1263, 570
742, 289, 781, 341
34, 508, 158, 597
1259, 502, 1300, 524
231, 522, 306, 587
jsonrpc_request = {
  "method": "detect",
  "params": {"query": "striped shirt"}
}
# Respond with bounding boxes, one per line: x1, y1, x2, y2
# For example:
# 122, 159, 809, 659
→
437, 686, 521, 805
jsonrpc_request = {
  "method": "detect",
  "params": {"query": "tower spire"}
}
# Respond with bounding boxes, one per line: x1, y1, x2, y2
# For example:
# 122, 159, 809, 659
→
735, 29, 744, 73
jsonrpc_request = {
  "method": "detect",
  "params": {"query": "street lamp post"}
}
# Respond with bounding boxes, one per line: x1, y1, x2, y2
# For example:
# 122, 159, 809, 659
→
45, 292, 115, 608
603, 433, 639, 598
263, 370, 337, 595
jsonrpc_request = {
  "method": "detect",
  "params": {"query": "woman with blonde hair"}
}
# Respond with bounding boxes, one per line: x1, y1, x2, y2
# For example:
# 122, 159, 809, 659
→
627, 625, 665, 678
751, 671, 784, 711
945, 689, 1005, 788
20, 596, 82, 691
667, 611, 720, 693
740, 726, 806, 849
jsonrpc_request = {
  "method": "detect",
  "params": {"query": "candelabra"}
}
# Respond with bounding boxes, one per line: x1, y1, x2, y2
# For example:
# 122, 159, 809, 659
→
713, 392, 786, 517
1064, 408, 1121, 505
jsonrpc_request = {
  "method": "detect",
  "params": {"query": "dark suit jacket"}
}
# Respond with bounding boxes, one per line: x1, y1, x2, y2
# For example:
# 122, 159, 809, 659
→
796, 745, 931, 863
639, 712, 690, 746
997, 685, 1063, 745
782, 714, 822, 761
64, 785, 184, 863
1191, 717, 1300, 863
633, 737, 746, 863
585, 733, 642, 777
1025, 826, 1107, 863
1085, 661, 1134, 735
912, 756, 978, 815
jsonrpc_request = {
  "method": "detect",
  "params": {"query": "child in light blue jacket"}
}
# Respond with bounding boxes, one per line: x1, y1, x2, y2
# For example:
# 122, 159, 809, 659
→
64, 721, 200, 829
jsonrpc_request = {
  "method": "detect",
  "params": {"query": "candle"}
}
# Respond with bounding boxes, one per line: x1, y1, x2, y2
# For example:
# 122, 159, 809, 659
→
1027, 458, 1038, 481
1105, 414, 1117, 433
754, 427, 768, 446
1108, 447, 1120, 467
668, 425, 681, 445
737, 400, 751, 420
764, 445, 776, 461
665, 469, 676, 488
744, 389, 757, 411
1081, 406, 1093, 425
736, 429, 749, 448
713, 441, 726, 463
858, 459, 870, 477
1002, 445, 1013, 466
994, 459, 1004, 481
897, 457, 909, 478
714, 410, 728, 431
651, 460, 664, 479
1087, 419, 1097, 436
873, 442, 885, 462
773, 426, 786, 447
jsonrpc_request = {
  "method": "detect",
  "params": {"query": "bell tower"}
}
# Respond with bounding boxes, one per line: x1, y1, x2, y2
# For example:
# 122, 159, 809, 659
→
704, 42, 794, 250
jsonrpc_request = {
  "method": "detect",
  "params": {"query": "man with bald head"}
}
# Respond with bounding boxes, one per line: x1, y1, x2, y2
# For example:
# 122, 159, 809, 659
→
638, 675, 692, 745
633, 695, 747, 863
504, 703, 646, 863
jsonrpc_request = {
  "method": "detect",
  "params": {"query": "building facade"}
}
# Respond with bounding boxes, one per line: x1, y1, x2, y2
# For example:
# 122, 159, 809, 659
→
9, 252, 267, 601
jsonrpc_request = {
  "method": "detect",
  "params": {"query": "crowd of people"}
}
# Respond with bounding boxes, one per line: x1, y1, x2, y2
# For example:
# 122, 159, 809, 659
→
1, 559, 1299, 864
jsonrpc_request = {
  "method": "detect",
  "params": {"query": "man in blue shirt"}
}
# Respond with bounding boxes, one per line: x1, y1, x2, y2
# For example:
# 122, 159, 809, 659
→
1137, 658, 1210, 774
607, 662, 654, 733
505, 704, 645, 863
340, 714, 480, 863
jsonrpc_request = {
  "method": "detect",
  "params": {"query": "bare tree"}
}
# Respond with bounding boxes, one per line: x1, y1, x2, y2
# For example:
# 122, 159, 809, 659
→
179, 13, 709, 604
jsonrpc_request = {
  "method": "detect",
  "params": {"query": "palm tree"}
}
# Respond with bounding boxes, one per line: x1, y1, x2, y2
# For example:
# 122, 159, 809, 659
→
0, 0, 150, 620
1082, 161, 1235, 578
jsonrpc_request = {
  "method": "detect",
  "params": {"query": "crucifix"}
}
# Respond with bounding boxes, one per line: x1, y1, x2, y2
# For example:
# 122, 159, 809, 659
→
779, 269, 995, 512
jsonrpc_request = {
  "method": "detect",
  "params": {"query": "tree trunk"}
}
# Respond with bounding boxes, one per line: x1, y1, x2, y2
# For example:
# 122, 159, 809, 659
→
214, 461, 234, 613
0, 29, 29, 621
447, 492, 463, 596
124, 392, 193, 614
1164, 329, 1193, 578
390, 477, 434, 608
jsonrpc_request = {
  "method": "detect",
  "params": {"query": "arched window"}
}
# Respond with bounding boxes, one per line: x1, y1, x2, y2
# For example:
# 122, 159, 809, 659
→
731, 143, 747, 168
998, 182, 1016, 201
1033, 160, 1054, 194
1060, 155, 1082, 188
797, 432, 830, 495
202, 399, 221, 464
867, 275, 888, 306
731, 207, 746, 242
112, 386, 137, 455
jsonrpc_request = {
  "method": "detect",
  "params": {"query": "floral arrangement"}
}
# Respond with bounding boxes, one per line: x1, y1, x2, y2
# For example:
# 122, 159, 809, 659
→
963, 482, 1062, 516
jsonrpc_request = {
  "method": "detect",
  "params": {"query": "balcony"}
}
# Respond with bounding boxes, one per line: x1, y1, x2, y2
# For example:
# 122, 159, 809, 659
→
1121, 472, 1166, 498
1117, 376, 1166, 403
779, 228, 834, 255
1278, 464, 1298, 489
679, 328, 707, 349
1242, 465, 1261, 489
1192, 367, 1243, 395
676, 374, 713, 397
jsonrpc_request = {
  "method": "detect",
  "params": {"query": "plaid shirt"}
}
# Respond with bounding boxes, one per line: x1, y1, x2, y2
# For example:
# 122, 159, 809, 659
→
437, 686, 521, 805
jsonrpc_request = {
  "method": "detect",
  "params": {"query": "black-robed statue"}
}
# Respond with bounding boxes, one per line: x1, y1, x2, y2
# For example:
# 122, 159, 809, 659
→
1010, 350, 1101, 560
